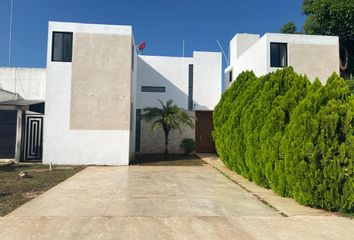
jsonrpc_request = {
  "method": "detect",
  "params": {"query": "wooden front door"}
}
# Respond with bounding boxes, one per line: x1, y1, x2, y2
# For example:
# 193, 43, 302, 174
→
195, 111, 216, 153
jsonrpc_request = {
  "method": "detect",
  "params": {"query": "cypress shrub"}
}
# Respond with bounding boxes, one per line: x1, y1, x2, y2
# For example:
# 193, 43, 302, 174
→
213, 68, 354, 213
213, 71, 259, 175
280, 74, 354, 211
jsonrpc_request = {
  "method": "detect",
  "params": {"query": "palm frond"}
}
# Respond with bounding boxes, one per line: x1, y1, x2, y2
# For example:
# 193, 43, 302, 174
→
151, 119, 163, 131
141, 107, 164, 122
142, 99, 195, 133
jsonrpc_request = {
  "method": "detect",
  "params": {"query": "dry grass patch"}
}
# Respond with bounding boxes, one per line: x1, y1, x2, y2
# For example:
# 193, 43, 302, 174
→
0, 163, 84, 216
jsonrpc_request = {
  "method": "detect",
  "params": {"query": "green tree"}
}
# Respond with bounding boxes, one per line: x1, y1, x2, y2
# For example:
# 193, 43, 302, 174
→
347, 79, 354, 95
213, 68, 354, 213
280, 21, 297, 34
213, 71, 259, 175
142, 99, 194, 157
280, 74, 354, 210
281, 0, 354, 78
302, 0, 354, 78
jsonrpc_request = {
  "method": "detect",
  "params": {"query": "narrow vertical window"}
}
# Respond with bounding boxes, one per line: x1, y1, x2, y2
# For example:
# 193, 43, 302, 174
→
135, 109, 141, 152
229, 70, 233, 83
270, 43, 288, 67
131, 44, 135, 71
52, 32, 73, 62
188, 64, 194, 111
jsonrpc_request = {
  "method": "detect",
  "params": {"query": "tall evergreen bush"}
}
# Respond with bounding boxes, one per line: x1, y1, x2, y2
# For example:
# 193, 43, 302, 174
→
213, 68, 354, 213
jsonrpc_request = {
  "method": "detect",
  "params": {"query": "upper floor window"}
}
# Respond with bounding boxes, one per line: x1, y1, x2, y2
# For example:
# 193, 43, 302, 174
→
141, 86, 166, 93
188, 64, 194, 111
131, 44, 135, 72
270, 43, 287, 68
52, 32, 73, 62
228, 70, 233, 83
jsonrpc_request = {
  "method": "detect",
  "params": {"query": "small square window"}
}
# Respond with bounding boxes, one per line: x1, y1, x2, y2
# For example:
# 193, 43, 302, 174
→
52, 32, 73, 62
270, 43, 288, 68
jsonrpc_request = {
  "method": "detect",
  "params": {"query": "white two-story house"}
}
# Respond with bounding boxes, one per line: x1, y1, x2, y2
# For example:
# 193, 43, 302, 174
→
224, 33, 340, 89
0, 21, 222, 165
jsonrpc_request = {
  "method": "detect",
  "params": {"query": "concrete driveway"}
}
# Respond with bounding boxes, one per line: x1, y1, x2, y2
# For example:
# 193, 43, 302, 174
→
0, 165, 353, 239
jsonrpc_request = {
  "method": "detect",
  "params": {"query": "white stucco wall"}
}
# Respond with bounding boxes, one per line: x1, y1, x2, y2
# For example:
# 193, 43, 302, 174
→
229, 33, 260, 66
137, 52, 221, 111
225, 33, 340, 89
0, 67, 46, 100
43, 22, 134, 166
265, 33, 339, 83
225, 33, 262, 89
193, 52, 222, 110
137, 55, 193, 109
232, 35, 268, 80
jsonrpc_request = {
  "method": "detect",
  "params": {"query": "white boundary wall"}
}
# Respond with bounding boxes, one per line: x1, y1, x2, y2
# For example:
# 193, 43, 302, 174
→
0, 68, 46, 100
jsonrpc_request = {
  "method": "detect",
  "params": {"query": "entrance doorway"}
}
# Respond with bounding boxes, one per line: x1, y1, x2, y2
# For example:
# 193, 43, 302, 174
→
195, 111, 216, 153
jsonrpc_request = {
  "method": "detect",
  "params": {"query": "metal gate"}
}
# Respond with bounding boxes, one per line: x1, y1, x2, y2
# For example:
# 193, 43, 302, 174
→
24, 114, 43, 161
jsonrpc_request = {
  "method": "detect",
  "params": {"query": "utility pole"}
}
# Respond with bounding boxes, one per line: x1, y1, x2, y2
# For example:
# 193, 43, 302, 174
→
8, 0, 14, 67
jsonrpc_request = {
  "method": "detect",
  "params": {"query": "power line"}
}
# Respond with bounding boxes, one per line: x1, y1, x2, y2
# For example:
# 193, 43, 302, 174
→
8, 0, 14, 67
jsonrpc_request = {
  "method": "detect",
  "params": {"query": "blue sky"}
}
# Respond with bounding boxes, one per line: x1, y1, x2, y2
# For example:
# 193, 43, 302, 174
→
0, 0, 305, 68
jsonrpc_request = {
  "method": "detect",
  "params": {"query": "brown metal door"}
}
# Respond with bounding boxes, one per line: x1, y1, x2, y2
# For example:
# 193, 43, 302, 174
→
195, 111, 216, 153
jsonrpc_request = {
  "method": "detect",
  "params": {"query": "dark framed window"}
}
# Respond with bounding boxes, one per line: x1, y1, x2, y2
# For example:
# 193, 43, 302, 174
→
52, 32, 73, 62
135, 109, 141, 152
270, 43, 288, 68
228, 70, 233, 83
131, 44, 135, 71
141, 86, 166, 93
188, 64, 194, 110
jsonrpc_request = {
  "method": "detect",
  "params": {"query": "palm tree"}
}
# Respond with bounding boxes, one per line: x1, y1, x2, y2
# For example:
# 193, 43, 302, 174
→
142, 99, 194, 157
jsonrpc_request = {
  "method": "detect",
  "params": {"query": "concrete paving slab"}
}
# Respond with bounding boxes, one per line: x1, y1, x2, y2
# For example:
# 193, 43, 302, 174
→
8, 165, 278, 218
199, 153, 331, 217
106, 197, 195, 216
1, 163, 353, 239
1, 216, 353, 240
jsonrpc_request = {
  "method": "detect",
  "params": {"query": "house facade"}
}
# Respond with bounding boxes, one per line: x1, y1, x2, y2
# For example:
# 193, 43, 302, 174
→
137, 53, 221, 154
224, 33, 340, 89
0, 21, 222, 165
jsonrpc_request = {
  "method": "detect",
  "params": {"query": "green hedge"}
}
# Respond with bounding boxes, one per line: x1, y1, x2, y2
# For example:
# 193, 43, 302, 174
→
213, 68, 354, 213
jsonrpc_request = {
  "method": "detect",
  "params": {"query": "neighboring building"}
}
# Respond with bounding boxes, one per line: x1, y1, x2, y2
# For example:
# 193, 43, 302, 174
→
0, 21, 222, 165
0, 68, 46, 161
224, 33, 340, 89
